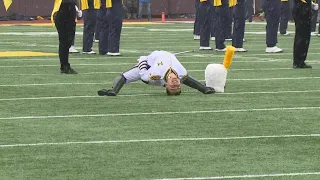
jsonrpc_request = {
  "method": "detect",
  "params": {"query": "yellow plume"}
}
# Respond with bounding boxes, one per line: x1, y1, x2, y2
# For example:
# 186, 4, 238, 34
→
3, 0, 12, 11
223, 46, 236, 69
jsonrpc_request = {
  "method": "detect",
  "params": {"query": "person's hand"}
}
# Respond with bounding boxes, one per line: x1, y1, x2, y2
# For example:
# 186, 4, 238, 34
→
77, 10, 83, 18
75, 5, 83, 18
312, 2, 319, 11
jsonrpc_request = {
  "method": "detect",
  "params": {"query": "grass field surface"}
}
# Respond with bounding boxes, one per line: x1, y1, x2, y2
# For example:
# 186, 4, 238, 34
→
0, 22, 319, 180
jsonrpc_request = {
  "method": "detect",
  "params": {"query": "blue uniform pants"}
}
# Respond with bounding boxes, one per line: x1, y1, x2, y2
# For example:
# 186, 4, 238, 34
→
265, 0, 280, 47
232, 0, 246, 48
83, 9, 97, 52
99, 1, 123, 54
215, 0, 229, 49
279, 1, 289, 34
225, 7, 233, 39
211, 6, 217, 37
293, 0, 312, 65
311, 9, 318, 32
194, 0, 201, 36
95, 9, 106, 40
245, 0, 253, 22
198, 1, 212, 47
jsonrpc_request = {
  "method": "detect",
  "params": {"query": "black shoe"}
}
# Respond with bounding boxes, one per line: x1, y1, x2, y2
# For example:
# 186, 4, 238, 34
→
98, 89, 117, 96
61, 67, 78, 74
203, 87, 215, 94
293, 63, 312, 69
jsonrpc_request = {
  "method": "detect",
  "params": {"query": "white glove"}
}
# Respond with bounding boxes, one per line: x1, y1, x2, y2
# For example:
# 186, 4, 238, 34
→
75, 5, 83, 18
312, 2, 319, 11
77, 10, 83, 18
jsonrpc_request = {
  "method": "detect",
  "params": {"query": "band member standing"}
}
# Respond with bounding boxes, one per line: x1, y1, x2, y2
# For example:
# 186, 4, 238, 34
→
51, 0, 78, 74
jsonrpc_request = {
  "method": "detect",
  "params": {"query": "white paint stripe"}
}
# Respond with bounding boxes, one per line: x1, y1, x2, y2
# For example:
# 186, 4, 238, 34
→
0, 60, 293, 68
153, 172, 320, 180
1, 90, 320, 101
1, 77, 319, 87
254, 52, 320, 56
0, 60, 319, 67
0, 56, 318, 62
0, 134, 319, 148
0, 68, 297, 76
228, 77, 320, 81
0, 107, 319, 120
0, 57, 138, 61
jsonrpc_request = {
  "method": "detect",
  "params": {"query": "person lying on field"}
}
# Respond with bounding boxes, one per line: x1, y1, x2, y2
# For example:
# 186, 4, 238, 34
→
97, 50, 216, 96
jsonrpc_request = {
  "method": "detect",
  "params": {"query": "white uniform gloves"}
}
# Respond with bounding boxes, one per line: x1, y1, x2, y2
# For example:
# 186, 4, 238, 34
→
312, 2, 319, 11
75, 5, 83, 18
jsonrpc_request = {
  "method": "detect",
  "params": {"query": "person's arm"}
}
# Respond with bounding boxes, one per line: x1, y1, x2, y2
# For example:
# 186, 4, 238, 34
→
312, 1, 319, 10
75, 5, 83, 18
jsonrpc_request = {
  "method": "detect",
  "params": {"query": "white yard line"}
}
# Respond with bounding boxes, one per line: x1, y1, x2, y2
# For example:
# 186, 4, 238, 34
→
1, 90, 320, 101
0, 60, 318, 68
0, 107, 319, 121
0, 55, 318, 62
0, 68, 298, 76
153, 172, 320, 180
1, 77, 319, 87
0, 134, 319, 148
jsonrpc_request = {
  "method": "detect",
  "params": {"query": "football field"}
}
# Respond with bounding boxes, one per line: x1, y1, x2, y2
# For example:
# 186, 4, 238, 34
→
0, 22, 320, 180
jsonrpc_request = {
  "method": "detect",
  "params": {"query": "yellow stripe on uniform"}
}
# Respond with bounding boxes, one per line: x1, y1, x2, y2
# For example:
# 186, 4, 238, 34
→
81, 0, 100, 10
229, 0, 237, 7
94, 0, 101, 9
214, 0, 222, 6
51, 0, 62, 24
301, 0, 307, 3
106, 0, 112, 8
81, 0, 88, 10
281, 0, 288, 2
3, 0, 12, 10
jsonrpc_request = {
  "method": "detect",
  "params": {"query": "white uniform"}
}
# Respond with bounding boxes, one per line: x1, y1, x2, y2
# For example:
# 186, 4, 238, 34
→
123, 51, 188, 86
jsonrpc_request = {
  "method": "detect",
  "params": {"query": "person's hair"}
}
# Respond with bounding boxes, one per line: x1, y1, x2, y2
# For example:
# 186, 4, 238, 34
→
166, 88, 181, 96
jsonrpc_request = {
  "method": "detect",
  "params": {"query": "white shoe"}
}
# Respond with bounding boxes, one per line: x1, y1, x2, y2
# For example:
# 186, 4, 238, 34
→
265, 46, 283, 53
107, 52, 121, 56
211, 37, 216, 41
194, 35, 200, 40
69, 46, 79, 53
235, 48, 247, 52
215, 48, 227, 52
311, 32, 318, 36
82, 51, 96, 54
280, 32, 290, 36
199, 46, 213, 50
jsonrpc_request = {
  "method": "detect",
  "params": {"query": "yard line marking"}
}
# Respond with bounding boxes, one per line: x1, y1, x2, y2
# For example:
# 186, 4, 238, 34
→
0, 56, 318, 62
229, 77, 320, 81
0, 68, 297, 76
1, 90, 320, 101
0, 60, 319, 67
153, 172, 320, 180
0, 60, 294, 68
0, 134, 319, 148
0, 107, 319, 120
253, 52, 320, 56
1, 77, 320, 87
